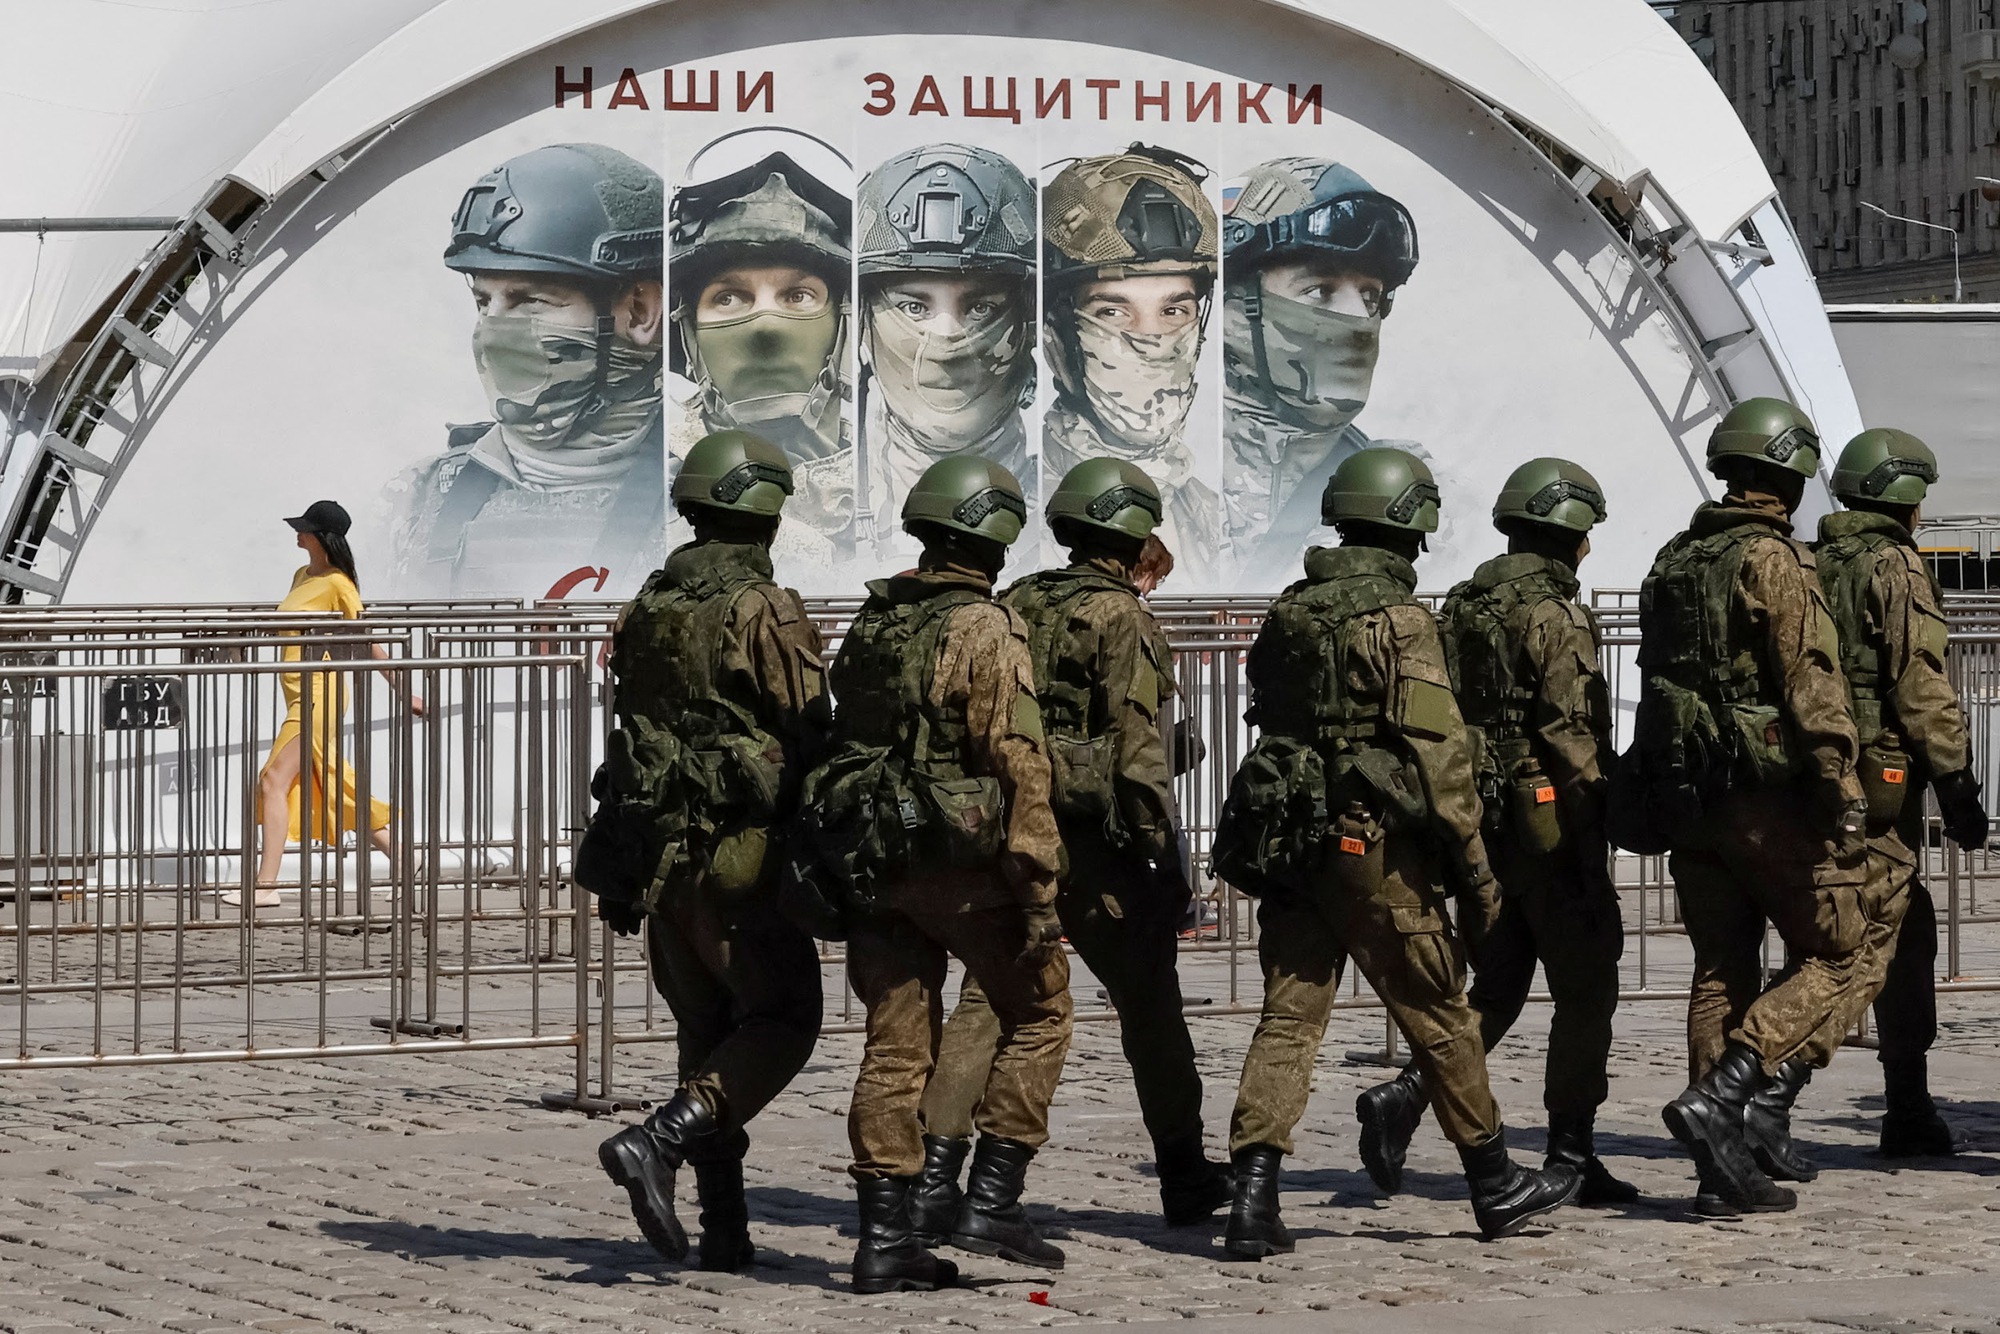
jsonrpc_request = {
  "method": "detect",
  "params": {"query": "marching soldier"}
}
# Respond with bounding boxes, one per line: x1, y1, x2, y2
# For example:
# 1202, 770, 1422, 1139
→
1212, 447, 1580, 1254
909, 459, 1232, 1240
801, 457, 1072, 1292
1620, 398, 1871, 1216
1788, 430, 1986, 1163
594, 430, 830, 1270
1356, 459, 1637, 1206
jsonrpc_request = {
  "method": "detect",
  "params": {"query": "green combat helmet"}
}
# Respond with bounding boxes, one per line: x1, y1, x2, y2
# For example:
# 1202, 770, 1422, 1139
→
1492, 457, 1607, 534
445, 143, 664, 283
1321, 446, 1440, 533
858, 143, 1037, 276
1706, 397, 1821, 480
1044, 457, 1164, 542
901, 455, 1028, 545
1832, 428, 1939, 507
671, 430, 794, 517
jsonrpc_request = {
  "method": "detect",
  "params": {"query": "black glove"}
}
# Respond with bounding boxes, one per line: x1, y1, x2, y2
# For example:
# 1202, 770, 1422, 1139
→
1831, 797, 1869, 861
1170, 717, 1208, 778
597, 895, 645, 938
1935, 768, 1990, 850
1018, 901, 1065, 967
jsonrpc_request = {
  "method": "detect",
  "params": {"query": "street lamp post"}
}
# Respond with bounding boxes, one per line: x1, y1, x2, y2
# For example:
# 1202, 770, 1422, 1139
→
1861, 200, 1961, 302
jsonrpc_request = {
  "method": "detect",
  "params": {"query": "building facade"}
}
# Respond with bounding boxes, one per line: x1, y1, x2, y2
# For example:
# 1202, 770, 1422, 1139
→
1674, 0, 2000, 301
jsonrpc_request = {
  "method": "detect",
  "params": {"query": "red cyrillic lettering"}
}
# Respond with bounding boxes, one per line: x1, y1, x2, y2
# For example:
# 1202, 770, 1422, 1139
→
1186, 81, 1222, 122
555, 65, 592, 109
1085, 78, 1120, 120
964, 75, 1022, 122
1238, 81, 1273, 124
665, 69, 720, 112
738, 69, 774, 113
863, 72, 896, 116
1286, 82, 1324, 125
1035, 77, 1072, 119
1135, 81, 1169, 120
607, 67, 649, 111
909, 74, 949, 116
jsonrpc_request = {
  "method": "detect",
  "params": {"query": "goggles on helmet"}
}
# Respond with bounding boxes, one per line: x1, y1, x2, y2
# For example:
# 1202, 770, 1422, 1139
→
1856, 455, 1938, 497
1524, 478, 1606, 522
953, 488, 1029, 529
1224, 192, 1419, 285
1383, 479, 1442, 526
1084, 485, 1164, 524
709, 461, 795, 506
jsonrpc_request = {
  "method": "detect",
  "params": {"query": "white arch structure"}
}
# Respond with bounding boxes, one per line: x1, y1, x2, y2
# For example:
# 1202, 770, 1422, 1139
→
0, 0, 1855, 603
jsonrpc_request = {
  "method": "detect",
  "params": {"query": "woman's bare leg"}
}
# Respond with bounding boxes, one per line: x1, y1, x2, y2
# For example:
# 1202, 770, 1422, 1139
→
253, 736, 304, 897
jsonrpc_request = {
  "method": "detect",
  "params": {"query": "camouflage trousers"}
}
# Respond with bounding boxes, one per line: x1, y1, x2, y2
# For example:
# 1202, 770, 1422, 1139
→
920, 839, 1204, 1155
1456, 834, 1625, 1116
644, 884, 824, 1160
846, 897, 1073, 1179
1230, 830, 1503, 1154
1671, 788, 1888, 1081
1873, 874, 1940, 1067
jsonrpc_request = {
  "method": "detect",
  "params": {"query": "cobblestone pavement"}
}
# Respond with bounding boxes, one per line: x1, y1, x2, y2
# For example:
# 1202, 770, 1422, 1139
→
1, 942, 1997, 1333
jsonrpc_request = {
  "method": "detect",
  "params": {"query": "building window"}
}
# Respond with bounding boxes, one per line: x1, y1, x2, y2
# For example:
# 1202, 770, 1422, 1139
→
1922, 97, 1932, 158
1946, 89, 1954, 152
1898, 101, 1909, 162
1831, 50, 1841, 99
1728, 41, 1739, 100
1874, 105, 1885, 165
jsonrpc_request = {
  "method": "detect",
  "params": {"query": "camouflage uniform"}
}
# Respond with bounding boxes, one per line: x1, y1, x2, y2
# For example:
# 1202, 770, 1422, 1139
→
1641, 498, 1868, 1080
920, 556, 1204, 1166
1226, 544, 1504, 1154
1444, 554, 1623, 1114
1811, 509, 1966, 1069
609, 540, 829, 1144
838, 567, 1072, 1181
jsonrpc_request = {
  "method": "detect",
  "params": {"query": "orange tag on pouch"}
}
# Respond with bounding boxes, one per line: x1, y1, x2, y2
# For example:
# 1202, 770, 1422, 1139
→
1882, 768, 1907, 785
1534, 785, 1556, 804
1339, 836, 1369, 856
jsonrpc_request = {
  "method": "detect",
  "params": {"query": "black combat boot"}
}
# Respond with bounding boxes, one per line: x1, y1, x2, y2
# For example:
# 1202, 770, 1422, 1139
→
1356, 1064, 1427, 1196
853, 1176, 959, 1294
1155, 1132, 1234, 1227
598, 1091, 718, 1262
1222, 1145, 1293, 1260
1459, 1130, 1582, 1239
908, 1134, 970, 1247
950, 1136, 1064, 1269
1880, 1057, 1957, 1158
1742, 1059, 1818, 1182
1661, 1043, 1796, 1214
692, 1158, 753, 1272
1545, 1111, 1640, 1206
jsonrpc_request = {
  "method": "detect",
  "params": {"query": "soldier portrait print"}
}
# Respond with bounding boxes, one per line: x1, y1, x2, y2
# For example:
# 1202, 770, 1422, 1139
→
667, 129, 856, 574
384, 142, 667, 599
857, 143, 1039, 557
1041, 144, 1221, 563
1220, 157, 1423, 584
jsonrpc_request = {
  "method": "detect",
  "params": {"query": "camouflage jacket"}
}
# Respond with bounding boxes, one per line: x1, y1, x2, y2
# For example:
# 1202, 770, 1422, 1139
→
1003, 558, 1177, 863
1814, 509, 1971, 782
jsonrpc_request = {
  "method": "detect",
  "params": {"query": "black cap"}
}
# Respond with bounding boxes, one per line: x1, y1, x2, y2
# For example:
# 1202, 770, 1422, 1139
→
285, 499, 351, 537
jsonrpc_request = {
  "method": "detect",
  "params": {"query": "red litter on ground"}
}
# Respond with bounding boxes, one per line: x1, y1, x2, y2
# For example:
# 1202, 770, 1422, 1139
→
1028, 1291, 1050, 1305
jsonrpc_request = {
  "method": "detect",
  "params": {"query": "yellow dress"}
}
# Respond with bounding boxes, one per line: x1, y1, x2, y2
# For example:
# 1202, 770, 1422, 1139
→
268, 567, 392, 842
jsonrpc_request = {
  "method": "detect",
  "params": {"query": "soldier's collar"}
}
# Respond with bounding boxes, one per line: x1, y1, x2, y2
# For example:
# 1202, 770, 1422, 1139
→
1818, 509, 1913, 545
1476, 551, 1579, 593
884, 565, 994, 602
1689, 499, 1795, 538
1301, 543, 1417, 590
663, 540, 774, 585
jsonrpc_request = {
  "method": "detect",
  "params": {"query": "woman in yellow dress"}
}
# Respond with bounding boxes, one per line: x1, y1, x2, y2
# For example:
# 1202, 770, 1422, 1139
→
228, 500, 424, 907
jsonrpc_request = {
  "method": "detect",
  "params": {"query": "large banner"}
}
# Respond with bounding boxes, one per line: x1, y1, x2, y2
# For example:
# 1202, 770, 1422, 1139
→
64, 12, 1720, 605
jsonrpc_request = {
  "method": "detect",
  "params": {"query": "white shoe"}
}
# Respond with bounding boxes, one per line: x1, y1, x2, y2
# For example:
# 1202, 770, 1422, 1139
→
221, 888, 284, 908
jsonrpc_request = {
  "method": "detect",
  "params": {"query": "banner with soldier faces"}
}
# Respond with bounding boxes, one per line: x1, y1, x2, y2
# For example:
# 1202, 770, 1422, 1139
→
64, 8, 1725, 605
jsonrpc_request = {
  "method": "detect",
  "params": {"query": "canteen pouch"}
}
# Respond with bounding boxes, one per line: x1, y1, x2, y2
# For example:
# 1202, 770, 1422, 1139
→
920, 774, 1007, 866
1509, 760, 1564, 856
1859, 739, 1912, 829
1047, 731, 1121, 841
1326, 803, 1386, 897
1211, 734, 1329, 897
1331, 745, 1430, 831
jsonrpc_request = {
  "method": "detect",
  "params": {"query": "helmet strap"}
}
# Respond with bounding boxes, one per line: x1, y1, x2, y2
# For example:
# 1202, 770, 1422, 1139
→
1244, 276, 1276, 401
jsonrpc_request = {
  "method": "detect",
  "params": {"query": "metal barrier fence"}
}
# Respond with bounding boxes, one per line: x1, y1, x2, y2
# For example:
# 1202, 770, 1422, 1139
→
4, 595, 1997, 1111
